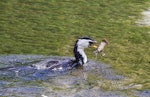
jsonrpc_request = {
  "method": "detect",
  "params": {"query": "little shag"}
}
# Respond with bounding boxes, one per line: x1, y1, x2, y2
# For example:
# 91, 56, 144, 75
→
32, 36, 97, 71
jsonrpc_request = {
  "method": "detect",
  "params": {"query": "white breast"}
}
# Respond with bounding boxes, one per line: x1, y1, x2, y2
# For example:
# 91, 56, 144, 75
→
77, 48, 87, 64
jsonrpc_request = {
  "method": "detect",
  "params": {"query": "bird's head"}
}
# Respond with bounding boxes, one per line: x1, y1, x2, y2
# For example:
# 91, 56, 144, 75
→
73, 36, 97, 65
76, 36, 97, 49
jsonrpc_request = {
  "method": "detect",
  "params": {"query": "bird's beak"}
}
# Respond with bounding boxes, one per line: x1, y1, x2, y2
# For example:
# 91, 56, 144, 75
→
90, 41, 98, 48
91, 44, 98, 48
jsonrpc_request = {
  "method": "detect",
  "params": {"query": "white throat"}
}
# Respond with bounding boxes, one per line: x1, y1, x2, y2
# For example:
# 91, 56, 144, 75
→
77, 48, 87, 64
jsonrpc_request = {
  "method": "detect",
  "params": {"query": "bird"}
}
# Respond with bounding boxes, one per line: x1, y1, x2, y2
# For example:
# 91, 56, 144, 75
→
73, 36, 97, 66
32, 36, 97, 71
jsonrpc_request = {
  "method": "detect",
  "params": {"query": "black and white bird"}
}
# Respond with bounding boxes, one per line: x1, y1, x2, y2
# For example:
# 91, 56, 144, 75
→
32, 36, 97, 71
73, 36, 97, 66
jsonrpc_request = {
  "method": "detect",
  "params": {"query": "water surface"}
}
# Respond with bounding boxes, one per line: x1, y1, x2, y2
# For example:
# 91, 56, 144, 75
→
0, 55, 149, 97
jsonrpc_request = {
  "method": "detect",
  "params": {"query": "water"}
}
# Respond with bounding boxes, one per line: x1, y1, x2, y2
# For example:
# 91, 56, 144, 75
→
0, 55, 149, 97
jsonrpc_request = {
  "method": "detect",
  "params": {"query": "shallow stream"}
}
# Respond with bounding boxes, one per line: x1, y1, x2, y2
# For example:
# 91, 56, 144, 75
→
0, 55, 149, 97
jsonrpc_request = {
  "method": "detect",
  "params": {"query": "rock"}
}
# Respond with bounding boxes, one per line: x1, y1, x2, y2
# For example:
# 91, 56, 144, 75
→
136, 8, 150, 26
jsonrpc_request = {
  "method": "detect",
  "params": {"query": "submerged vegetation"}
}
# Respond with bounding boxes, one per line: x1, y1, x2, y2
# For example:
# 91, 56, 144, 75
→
0, 0, 150, 90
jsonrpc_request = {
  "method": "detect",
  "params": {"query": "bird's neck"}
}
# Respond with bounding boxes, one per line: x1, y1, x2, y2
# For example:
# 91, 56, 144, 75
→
77, 48, 87, 64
